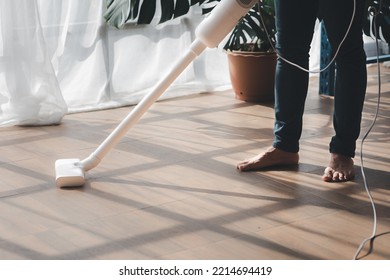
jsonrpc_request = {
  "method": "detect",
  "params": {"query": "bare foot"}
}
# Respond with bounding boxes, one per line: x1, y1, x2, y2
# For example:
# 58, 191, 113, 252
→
322, 153, 355, 182
237, 147, 299, 172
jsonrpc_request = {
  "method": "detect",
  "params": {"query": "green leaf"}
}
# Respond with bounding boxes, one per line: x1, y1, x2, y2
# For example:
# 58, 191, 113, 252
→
138, 0, 157, 24
104, 0, 129, 28
173, 0, 191, 20
129, 0, 141, 21
363, 0, 390, 43
159, 0, 175, 24
105, 0, 204, 27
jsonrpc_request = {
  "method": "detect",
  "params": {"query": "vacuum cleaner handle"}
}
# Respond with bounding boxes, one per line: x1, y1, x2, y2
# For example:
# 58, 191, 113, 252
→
80, 40, 207, 171
196, 0, 258, 48
80, 0, 258, 171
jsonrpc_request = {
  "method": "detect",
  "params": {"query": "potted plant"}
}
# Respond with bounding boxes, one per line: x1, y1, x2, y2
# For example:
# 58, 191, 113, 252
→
104, 0, 277, 102
219, 0, 276, 102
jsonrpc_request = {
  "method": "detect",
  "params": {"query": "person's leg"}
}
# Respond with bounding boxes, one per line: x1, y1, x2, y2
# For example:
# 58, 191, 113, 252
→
320, 0, 367, 181
237, 0, 318, 171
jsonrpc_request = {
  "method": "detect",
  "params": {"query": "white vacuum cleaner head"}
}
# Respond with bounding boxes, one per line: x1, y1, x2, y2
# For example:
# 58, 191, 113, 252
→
55, 0, 258, 188
55, 159, 85, 187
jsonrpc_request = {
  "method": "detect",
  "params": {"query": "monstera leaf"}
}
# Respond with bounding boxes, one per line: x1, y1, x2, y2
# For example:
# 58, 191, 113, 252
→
104, 0, 276, 52
104, 0, 215, 28
363, 0, 390, 43
223, 0, 275, 52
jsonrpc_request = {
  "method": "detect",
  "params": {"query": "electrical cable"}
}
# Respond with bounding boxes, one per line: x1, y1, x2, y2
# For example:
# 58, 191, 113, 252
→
353, 3, 382, 260
258, 0, 356, 74
257, 0, 381, 259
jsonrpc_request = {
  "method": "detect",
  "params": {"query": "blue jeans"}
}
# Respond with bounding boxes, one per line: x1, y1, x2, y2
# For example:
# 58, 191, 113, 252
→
273, 0, 367, 157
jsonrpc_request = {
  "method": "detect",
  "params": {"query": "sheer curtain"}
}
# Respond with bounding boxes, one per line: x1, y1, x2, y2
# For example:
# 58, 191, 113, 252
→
0, 0, 67, 126
0, 0, 230, 126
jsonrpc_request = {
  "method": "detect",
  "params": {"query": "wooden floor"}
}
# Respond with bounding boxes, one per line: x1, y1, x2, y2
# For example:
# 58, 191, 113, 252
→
0, 65, 389, 260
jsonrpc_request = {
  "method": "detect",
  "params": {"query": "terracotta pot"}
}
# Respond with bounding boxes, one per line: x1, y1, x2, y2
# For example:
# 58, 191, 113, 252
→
227, 51, 277, 103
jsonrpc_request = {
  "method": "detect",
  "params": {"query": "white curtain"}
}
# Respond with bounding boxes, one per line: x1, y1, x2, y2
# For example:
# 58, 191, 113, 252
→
0, 0, 67, 126
0, 0, 231, 126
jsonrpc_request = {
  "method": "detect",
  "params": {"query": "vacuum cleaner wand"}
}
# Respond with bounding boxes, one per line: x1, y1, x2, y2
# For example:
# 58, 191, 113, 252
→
55, 0, 258, 187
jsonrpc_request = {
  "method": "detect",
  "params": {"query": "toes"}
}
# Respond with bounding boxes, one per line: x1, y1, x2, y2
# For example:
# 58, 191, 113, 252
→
237, 160, 249, 171
322, 167, 334, 182
338, 172, 347, 182
237, 160, 254, 172
323, 169, 346, 182
323, 168, 353, 182
332, 171, 344, 182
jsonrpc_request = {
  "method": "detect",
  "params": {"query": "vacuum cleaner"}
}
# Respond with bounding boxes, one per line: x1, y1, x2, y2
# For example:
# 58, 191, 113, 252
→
55, 0, 258, 187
